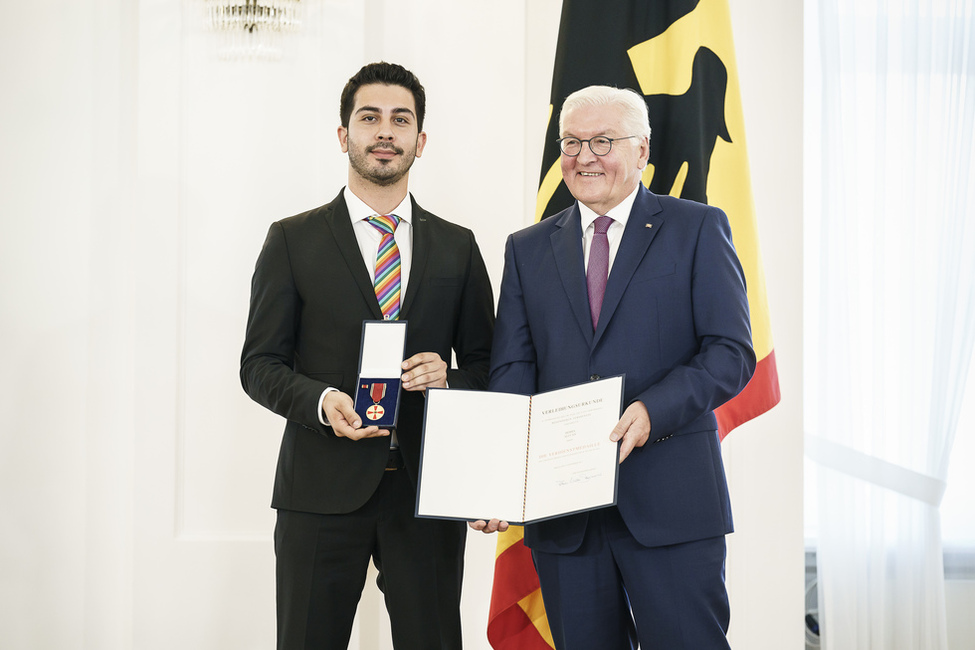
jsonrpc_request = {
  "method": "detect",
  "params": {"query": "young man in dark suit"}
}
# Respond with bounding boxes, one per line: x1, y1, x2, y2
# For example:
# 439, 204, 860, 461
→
241, 62, 495, 650
472, 85, 755, 649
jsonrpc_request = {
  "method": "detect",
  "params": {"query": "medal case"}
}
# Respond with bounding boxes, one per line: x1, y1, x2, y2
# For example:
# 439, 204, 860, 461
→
353, 320, 407, 429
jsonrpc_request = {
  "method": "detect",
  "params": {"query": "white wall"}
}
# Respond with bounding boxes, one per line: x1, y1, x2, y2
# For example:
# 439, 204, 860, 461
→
1, 2, 99, 647
0, 0, 804, 648
723, 0, 805, 646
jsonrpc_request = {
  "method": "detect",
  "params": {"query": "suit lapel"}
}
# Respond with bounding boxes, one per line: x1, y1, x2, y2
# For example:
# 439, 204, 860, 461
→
594, 188, 664, 345
401, 195, 428, 319
550, 206, 594, 346
324, 192, 385, 320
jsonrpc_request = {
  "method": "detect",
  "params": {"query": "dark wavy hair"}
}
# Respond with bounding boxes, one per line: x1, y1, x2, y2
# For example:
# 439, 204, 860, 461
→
340, 62, 426, 131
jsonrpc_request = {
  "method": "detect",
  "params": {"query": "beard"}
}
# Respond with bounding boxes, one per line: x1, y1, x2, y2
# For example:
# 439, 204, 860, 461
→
348, 141, 416, 187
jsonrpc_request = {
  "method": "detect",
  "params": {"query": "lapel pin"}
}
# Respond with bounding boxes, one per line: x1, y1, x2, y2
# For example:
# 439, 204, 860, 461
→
646, 223, 653, 228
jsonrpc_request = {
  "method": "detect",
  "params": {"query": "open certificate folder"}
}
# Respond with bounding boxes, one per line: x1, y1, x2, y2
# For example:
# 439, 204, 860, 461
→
416, 375, 623, 525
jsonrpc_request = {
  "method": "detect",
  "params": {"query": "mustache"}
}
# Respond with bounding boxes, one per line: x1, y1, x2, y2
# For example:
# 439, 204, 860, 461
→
368, 143, 404, 155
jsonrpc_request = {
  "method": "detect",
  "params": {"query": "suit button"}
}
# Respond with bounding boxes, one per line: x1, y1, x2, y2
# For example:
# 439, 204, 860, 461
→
590, 374, 600, 381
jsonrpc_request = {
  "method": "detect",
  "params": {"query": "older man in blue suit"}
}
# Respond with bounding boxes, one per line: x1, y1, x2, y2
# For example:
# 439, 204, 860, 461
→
471, 86, 755, 649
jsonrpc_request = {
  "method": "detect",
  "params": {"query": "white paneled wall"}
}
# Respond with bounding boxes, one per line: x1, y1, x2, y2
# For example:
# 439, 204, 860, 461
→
0, 1, 804, 648
724, 0, 805, 647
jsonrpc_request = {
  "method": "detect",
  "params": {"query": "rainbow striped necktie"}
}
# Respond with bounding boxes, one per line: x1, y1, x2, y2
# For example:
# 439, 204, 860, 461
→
366, 214, 402, 320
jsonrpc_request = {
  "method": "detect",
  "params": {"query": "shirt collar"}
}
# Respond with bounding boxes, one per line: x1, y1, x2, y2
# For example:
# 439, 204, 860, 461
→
343, 186, 413, 225
578, 184, 640, 233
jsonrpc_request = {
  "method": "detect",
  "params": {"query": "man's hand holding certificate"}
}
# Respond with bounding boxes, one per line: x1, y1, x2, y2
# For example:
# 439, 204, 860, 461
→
416, 376, 624, 524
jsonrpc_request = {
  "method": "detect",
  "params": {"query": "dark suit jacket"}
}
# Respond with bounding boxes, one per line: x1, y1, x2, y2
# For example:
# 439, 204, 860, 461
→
490, 186, 755, 553
241, 190, 495, 515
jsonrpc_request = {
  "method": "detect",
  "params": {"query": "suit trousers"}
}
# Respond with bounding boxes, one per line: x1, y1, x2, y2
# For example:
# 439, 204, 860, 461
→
531, 507, 731, 650
274, 468, 466, 650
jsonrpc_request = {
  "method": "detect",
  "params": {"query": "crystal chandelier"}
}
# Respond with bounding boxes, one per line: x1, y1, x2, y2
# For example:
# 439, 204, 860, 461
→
203, 0, 304, 61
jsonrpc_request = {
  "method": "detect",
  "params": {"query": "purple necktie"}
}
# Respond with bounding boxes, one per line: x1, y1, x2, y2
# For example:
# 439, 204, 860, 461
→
587, 215, 613, 329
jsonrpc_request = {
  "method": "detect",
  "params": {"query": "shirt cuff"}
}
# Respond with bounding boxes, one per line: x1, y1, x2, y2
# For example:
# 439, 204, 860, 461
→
318, 387, 340, 426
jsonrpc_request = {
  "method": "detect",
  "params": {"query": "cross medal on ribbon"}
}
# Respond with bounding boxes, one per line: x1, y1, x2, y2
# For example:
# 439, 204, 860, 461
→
364, 383, 387, 420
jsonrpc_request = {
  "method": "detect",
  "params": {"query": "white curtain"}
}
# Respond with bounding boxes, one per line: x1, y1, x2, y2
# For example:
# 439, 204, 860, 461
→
805, 0, 975, 648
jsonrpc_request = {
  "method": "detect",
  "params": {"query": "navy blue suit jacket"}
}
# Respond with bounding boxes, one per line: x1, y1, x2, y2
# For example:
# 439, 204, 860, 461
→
490, 186, 756, 553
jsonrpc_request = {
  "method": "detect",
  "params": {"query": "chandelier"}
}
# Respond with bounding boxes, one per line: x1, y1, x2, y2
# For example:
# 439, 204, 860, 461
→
203, 0, 304, 61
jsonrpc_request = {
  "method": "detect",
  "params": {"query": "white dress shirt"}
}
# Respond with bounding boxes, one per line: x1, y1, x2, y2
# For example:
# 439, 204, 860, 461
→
343, 186, 414, 298
578, 184, 640, 273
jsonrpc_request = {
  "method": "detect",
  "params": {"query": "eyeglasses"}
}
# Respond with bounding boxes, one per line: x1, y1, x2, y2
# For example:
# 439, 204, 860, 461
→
557, 135, 638, 156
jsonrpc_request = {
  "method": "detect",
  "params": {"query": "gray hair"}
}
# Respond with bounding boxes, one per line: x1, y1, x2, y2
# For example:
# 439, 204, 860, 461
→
558, 85, 652, 141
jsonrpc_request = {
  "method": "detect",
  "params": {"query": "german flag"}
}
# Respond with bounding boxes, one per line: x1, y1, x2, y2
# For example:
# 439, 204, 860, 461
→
487, 526, 554, 649
488, 1, 780, 647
